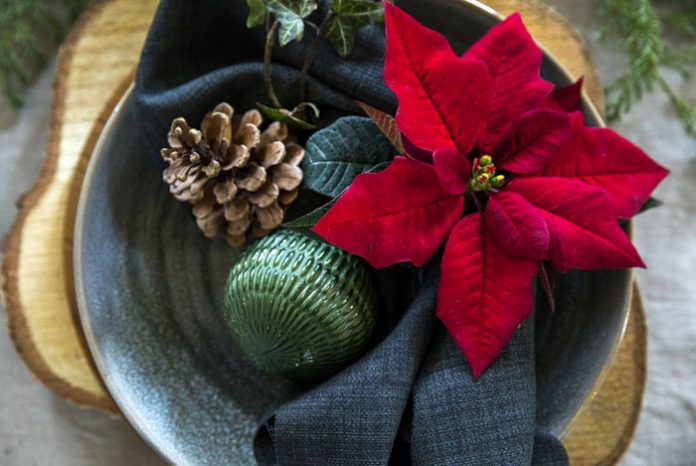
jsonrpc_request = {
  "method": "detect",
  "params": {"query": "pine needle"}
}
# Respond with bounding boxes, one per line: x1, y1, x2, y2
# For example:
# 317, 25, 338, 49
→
597, 0, 696, 138
0, 0, 89, 107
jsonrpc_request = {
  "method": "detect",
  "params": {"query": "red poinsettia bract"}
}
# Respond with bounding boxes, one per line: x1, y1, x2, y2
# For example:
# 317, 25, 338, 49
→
313, 3, 668, 378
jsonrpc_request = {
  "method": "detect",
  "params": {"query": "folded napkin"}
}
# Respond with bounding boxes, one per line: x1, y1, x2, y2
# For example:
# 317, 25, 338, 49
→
131, 1, 569, 464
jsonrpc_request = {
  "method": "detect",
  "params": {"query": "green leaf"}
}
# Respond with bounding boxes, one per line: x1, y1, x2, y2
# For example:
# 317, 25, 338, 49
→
284, 161, 389, 229
331, 0, 384, 28
246, 0, 267, 28
257, 102, 317, 130
278, 15, 305, 45
636, 196, 663, 214
265, 0, 317, 18
284, 200, 335, 228
303, 116, 395, 197
326, 16, 355, 57
265, 0, 318, 45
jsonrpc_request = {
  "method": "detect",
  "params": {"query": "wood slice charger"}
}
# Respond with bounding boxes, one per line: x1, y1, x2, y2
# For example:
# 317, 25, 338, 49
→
0, 0, 646, 464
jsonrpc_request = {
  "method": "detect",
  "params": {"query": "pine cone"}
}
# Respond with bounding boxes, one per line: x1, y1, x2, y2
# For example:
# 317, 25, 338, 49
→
161, 102, 304, 246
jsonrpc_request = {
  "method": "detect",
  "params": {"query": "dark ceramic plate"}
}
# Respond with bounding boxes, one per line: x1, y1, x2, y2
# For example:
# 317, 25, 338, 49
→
74, 1, 633, 464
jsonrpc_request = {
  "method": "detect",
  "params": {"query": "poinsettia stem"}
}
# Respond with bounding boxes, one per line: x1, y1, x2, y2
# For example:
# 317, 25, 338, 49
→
264, 20, 283, 109
470, 191, 483, 213
538, 261, 556, 313
298, 12, 334, 104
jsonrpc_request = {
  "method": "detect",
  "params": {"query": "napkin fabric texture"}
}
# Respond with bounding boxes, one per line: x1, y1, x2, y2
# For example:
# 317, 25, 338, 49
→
131, 1, 569, 464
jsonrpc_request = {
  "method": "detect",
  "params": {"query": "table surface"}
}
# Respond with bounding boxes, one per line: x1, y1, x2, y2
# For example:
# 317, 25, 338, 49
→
1, 1, 694, 465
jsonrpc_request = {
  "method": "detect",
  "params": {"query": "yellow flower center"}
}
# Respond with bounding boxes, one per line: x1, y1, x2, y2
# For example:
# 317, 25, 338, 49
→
469, 155, 505, 192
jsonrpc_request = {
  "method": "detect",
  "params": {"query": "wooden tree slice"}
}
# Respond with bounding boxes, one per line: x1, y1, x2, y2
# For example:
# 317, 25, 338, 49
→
1, 0, 159, 413
0, 0, 645, 463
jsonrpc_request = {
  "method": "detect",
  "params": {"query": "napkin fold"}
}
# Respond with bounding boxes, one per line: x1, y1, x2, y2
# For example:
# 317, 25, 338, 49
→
132, 0, 568, 464
254, 273, 567, 466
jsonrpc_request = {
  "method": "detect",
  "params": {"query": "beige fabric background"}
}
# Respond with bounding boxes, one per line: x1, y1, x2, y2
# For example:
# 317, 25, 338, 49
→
1, 1, 694, 464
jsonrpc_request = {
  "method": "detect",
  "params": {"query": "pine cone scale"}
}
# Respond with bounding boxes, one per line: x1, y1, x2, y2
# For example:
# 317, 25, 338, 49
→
161, 103, 304, 246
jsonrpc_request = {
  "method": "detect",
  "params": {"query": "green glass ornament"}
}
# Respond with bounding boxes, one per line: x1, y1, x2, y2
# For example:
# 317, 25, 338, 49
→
223, 229, 377, 380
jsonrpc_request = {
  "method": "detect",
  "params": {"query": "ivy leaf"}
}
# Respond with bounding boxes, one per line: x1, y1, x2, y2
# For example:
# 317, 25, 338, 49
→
356, 101, 404, 154
326, 0, 384, 56
331, 0, 384, 28
303, 116, 395, 197
326, 16, 355, 57
265, 0, 317, 18
246, 0, 267, 28
277, 16, 304, 45
265, 0, 318, 45
257, 103, 317, 130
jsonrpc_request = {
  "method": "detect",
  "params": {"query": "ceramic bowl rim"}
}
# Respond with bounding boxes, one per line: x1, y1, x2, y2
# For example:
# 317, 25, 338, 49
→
73, 1, 634, 462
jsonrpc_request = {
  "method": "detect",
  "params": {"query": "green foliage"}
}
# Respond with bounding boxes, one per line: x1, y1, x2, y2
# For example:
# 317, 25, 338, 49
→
637, 196, 663, 214
257, 102, 318, 129
246, 0, 267, 28
0, 0, 89, 107
248, 0, 384, 129
326, 0, 384, 56
331, 0, 384, 28
598, 0, 696, 138
265, 0, 318, 45
285, 160, 389, 229
325, 16, 354, 57
246, 0, 383, 55
284, 200, 334, 228
303, 116, 394, 197
663, 79, 696, 137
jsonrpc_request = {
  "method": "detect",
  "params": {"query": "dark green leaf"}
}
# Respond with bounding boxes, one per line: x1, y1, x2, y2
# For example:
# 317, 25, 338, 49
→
284, 161, 389, 229
246, 0, 267, 28
278, 15, 305, 45
265, 0, 317, 17
637, 196, 663, 214
331, 0, 384, 28
303, 116, 395, 197
257, 102, 317, 130
326, 16, 355, 57
265, 0, 318, 44
284, 200, 335, 228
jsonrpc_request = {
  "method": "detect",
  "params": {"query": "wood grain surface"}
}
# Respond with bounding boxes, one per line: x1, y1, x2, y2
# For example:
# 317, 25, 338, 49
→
0, 0, 645, 463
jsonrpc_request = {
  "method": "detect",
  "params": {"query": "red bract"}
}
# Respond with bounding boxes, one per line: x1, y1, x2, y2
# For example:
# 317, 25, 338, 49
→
438, 213, 538, 379
314, 156, 464, 269
313, 3, 668, 377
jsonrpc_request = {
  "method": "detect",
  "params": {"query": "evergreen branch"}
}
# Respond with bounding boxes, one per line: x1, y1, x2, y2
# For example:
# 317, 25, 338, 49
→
598, 0, 664, 120
597, 0, 696, 139
659, 75, 696, 138
662, 3, 696, 39
0, 0, 89, 107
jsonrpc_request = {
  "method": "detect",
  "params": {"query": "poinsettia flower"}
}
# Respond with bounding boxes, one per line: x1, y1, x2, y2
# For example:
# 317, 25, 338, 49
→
313, 3, 668, 378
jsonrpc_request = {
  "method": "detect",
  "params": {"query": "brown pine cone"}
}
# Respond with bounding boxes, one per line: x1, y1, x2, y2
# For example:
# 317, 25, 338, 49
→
161, 102, 304, 246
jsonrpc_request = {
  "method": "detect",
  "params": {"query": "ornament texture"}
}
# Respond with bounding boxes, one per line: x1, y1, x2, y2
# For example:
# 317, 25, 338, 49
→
223, 230, 377, 379
161, 102, 304, 246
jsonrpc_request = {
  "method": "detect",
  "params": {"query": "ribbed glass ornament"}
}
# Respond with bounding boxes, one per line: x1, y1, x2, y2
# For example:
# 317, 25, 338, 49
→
223, 229, 377, 380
